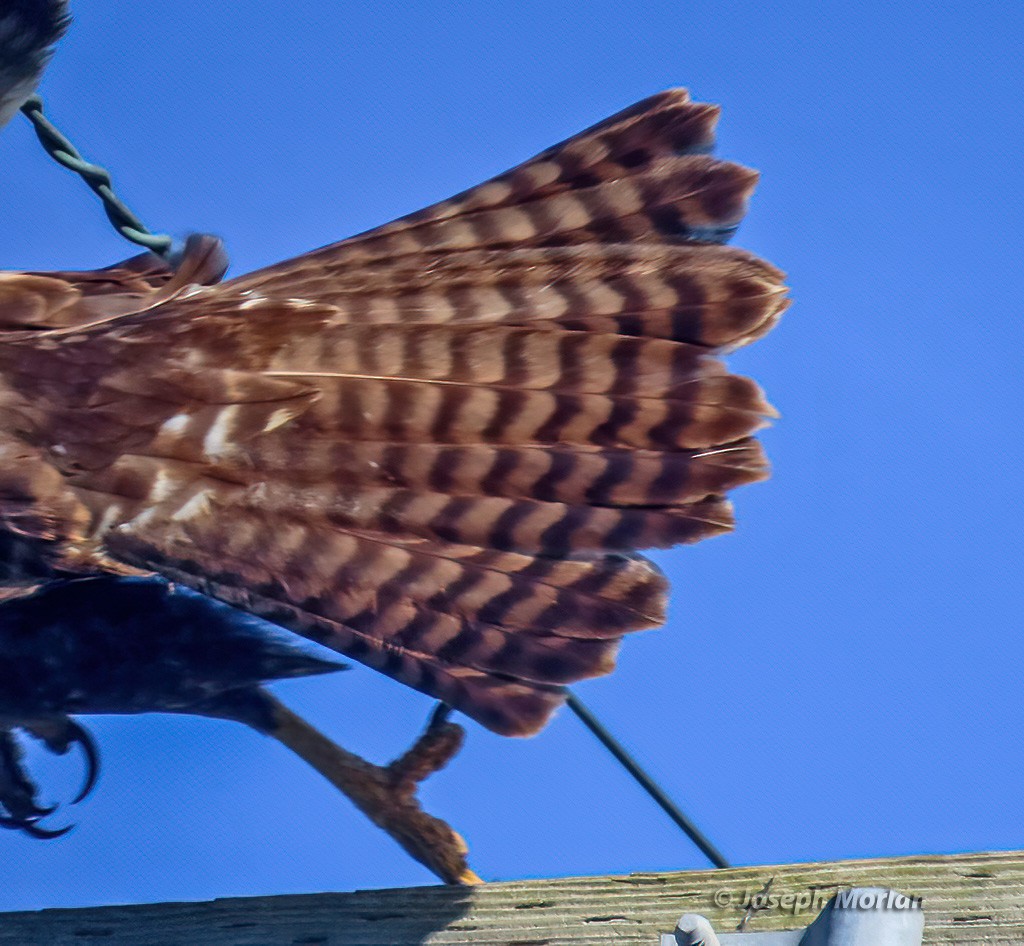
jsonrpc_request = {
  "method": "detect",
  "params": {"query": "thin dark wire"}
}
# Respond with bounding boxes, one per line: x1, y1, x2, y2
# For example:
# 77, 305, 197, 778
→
19, 95, 174, 259
566, 691, 730, 869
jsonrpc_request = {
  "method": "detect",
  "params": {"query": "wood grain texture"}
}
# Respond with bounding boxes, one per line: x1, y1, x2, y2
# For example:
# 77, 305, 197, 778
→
0, 850, 1020, 944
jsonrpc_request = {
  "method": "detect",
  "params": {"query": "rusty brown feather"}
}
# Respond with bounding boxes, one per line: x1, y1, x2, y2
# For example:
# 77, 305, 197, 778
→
0, 89, 787, 737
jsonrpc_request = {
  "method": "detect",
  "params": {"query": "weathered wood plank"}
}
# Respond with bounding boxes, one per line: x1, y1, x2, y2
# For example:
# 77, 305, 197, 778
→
1, 850, 1021, 945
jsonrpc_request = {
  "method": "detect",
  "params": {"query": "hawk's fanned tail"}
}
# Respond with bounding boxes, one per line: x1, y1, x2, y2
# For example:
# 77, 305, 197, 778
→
0, 89, 786, 736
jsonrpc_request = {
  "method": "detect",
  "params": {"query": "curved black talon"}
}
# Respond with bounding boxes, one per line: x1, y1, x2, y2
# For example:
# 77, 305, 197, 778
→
17, 718, 101, 805
0, 814, 73, 839
64, 720, 100, 804
0, 718, 100, 838
0, 797, 56, 820
20, 820, 73, 840
22, 798, 57, 818
0, 815, 32, 833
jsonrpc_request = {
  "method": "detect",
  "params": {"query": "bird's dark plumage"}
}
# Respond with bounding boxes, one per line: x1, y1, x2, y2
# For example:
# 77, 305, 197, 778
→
0, 576, 344, 724
0, 0, 69, 128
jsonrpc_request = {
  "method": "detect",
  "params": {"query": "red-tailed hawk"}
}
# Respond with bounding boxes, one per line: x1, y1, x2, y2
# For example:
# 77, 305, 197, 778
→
1, 86, 786, 881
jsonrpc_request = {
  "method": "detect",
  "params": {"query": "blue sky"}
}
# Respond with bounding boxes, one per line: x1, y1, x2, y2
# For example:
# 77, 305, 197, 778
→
0, 0, 1021, 911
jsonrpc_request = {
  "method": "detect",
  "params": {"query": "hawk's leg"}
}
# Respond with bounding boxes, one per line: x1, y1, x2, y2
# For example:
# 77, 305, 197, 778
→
253, 692, 481, 886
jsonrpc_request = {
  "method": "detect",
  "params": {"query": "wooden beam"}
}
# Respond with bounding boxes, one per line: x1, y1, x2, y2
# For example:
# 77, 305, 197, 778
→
1, 849, 1020, 944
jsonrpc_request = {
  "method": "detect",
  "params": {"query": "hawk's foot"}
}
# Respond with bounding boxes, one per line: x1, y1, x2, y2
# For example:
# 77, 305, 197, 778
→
260, 694, 481, 885
0, 717, 99, 838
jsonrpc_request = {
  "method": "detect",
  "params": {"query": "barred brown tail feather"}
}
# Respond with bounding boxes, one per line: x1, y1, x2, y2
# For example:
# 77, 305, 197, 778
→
0, 89, 785, 736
